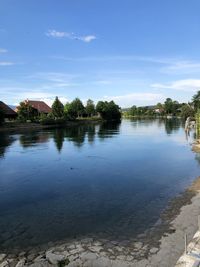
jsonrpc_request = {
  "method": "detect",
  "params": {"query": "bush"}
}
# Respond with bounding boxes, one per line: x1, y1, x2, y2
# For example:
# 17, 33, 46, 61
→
40, 117, 66, 125
40, 117, 56, 125
96, 100, 121, 121
0, 109, 5, 125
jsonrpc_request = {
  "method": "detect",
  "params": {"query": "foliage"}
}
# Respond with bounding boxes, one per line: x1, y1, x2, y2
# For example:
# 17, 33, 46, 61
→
192, 91, 200, 111
64, 98, 85, 119
0, 108, 5, 125
164, 98, 180, 115
52, 97, 64, 118
85, 99, 95, 117
96, 100, 121, 121
40, 117, 66, 125
39, 113, 47, 121
180, 104, 194, 120
124, 98, 183, 117
17, 101, 37, 122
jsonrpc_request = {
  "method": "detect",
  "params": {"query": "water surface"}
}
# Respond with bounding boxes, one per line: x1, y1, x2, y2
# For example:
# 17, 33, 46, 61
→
0, 119, 199, 251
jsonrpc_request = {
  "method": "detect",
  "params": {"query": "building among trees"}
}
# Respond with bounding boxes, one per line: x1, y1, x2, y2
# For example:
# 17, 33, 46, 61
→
0, 101, 17, 120
16, 100, 51, 115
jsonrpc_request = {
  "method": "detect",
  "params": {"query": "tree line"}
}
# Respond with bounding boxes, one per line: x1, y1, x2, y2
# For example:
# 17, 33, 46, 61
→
125, 91, 200, 119
16, 97, 121, 123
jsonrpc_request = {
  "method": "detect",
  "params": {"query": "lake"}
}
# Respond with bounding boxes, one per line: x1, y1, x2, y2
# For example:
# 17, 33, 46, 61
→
0, 119, 199, 252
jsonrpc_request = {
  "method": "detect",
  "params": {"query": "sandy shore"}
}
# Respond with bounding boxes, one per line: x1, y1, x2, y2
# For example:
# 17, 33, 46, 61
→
1, 177, 200, 267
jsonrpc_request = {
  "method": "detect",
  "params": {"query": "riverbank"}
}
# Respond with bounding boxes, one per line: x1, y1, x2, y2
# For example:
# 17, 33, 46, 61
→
1, 176, 200, 267
0, 119, 102, 133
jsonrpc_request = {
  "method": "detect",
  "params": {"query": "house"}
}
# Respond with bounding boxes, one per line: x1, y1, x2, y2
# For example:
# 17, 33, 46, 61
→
0, 101, 17, 120
17, 100, 52, 115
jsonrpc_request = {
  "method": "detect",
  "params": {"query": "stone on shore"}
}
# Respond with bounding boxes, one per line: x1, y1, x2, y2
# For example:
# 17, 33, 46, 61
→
0, 255, 6, 263
45, 251, 65, 265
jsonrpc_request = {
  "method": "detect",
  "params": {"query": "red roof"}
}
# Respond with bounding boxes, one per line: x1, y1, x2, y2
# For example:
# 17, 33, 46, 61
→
25, 100, 51, 113
0, 101, 17, 116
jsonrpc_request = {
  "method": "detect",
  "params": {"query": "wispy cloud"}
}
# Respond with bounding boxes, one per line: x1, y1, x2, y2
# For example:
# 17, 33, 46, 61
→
28, 72, 74, 82
51, 55, 176, 63
0, 88, 69, 106
51, 54, 200, 76
103, 93, 164, 108
151, 79, 200, 92
0, 48, 7, 53
161, 60, 200, 74
46, 30, 96, 43
27, 72, 80, 88
0, 61, 15, 66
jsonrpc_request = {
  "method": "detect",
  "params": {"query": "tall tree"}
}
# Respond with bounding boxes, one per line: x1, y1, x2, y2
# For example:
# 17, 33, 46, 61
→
52, 97, 64, 118
192, 91, 200, 110
180, 104, 195, 119
164, 98, 174, 114
85, 99, 95, 117
96, 100, 121, 120
129, 105, 137, 116
17, 101, 37, 121
70, 98, 85, 118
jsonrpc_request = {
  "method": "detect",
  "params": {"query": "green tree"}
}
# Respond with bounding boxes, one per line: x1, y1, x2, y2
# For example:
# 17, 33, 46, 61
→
96, 100, 121, 120
172, 100, 180, 115
85, 99, 95, 117
70, 98, 85, 118
17, 101, 37, 122
192, 91, 200, 110
180, 104, 195, 119
164, 98, 174, 114
52, 97, 64, 118
128, 105, 137, 116
64, 102, 72, 120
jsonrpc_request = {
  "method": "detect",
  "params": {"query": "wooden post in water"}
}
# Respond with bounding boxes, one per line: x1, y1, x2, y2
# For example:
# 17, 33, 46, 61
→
185, 233, 187, 255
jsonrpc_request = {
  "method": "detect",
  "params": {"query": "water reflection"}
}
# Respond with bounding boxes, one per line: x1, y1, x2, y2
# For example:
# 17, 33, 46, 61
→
0, 133, 16, 158
0, 119, 188, 155
19, 132, 49, 148
164, 118, 182, 135
98, 122, 121, 140
53, 129, 65, 152
52, 122, 121, 151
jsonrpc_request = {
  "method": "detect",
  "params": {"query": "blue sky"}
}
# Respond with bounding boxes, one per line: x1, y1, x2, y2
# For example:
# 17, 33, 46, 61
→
1, 0, 200, 107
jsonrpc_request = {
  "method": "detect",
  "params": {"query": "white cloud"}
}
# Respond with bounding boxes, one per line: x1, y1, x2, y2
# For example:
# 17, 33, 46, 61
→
0, 48, 7, 53
0, 61, 14, 66
151, 79, 200, 92
14, 91, 69, 106
103, 93, 164, 108
46, 30, 70, 38
46, 30, 96, 43
76, 35, 96, 43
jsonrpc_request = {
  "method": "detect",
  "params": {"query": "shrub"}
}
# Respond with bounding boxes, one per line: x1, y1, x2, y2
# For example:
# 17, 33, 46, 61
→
0, 109, 5, 125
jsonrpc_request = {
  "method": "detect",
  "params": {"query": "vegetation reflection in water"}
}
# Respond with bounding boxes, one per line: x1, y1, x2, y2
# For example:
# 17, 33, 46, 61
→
0, 119, 199, 252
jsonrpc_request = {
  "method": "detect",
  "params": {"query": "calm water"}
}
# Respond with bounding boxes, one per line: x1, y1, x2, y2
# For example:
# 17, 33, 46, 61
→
0, 119, 200, 252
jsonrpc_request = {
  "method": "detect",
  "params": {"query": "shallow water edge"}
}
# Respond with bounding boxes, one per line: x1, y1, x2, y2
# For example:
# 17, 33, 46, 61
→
1, 176, 200, 267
